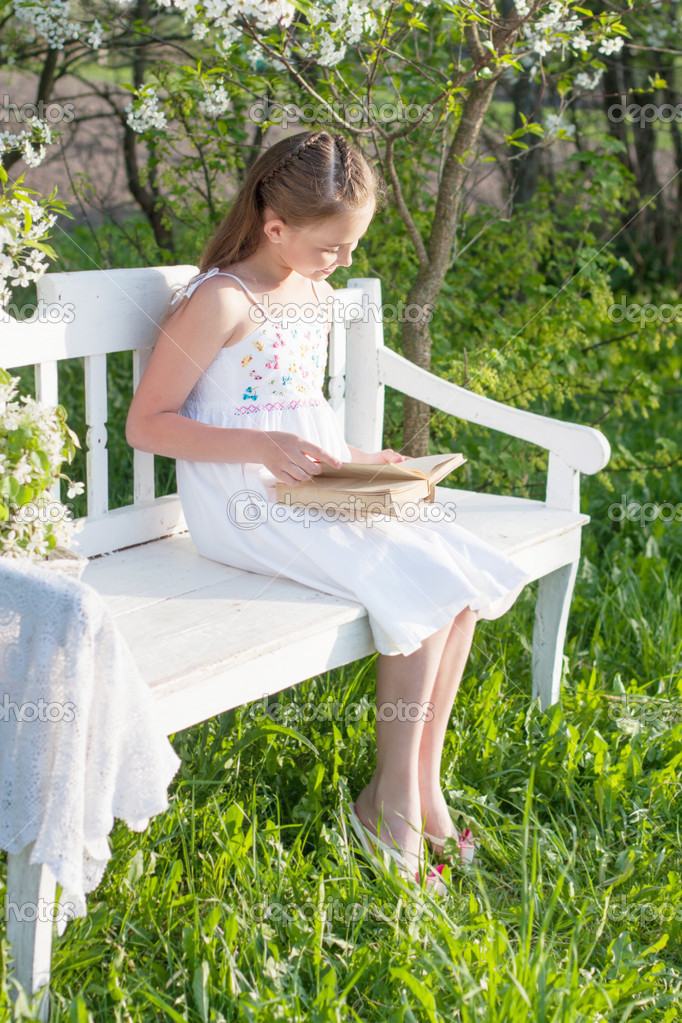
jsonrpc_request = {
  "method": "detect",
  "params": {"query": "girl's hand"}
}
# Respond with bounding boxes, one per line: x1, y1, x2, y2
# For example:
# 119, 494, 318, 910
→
258, 430, 342, 485
348, 445, 409, 464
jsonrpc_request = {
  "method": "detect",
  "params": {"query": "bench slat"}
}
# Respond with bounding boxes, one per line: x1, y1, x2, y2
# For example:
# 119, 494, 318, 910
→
84, 354, 109, 519
35, 360, 60, 503
132, 347, 155, 505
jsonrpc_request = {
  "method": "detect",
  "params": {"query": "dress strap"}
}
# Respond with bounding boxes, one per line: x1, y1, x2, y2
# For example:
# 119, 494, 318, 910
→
169, 267, 223, 308
215, 272, 272, 323
169, 268, 323, 319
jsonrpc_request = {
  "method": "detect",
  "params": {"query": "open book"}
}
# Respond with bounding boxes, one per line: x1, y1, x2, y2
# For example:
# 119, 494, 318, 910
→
275, 452, 466, 517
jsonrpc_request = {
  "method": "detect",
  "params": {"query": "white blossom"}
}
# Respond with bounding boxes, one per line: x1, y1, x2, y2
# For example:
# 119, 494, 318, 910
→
198, 82, 232, 117
0, 175, 56, 302
174, 0, 198, 19
25, 248, 48, 273
574, 68, 603, 91
599, 35, 624, 55
125, 88, 168, 133
11, 457, 32, 485
532, 36, 553, 57
8, 265, 36, 287
0, 119, 53, 168
571, 31, 590, 52
520, 1, 611, 62
0, 370, 84, 559
545, 112, 575, 138
14, 0, 80, 49
86, 18, 103, 48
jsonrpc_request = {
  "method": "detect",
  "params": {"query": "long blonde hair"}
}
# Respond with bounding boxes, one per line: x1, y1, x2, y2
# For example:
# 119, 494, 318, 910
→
198, 129, 386, 272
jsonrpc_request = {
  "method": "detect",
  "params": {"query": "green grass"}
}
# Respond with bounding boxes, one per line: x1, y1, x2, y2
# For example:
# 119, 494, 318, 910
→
1, 522, 681, 1019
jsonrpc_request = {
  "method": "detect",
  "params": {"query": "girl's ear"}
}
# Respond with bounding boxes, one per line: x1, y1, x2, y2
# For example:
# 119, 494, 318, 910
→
262, 210, 289, 245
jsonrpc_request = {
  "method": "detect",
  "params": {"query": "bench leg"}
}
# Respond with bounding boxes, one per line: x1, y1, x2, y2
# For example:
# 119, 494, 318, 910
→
5, 843, 55, 1022
531, 560, 579, 710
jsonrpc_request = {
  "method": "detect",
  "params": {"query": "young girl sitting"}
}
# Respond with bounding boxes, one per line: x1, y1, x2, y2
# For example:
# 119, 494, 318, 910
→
126, 129, 529, 892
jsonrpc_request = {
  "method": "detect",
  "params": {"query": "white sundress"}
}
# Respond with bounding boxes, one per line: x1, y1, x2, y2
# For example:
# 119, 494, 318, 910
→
173, 268, 530, 657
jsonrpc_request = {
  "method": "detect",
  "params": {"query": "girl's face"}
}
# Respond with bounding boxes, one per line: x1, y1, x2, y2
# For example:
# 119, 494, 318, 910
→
264, 203, 376, 280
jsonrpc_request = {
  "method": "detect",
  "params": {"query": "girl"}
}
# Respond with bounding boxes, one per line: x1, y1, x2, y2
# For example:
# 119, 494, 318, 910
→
126, 129, 529, 892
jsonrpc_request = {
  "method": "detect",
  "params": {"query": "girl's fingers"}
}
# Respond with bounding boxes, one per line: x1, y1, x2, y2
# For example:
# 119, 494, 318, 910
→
287, 463, 314, 482
303, 443, 342, 468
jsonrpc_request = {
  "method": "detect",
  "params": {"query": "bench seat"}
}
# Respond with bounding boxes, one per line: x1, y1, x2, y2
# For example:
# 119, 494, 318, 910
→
82, 487, 589, 735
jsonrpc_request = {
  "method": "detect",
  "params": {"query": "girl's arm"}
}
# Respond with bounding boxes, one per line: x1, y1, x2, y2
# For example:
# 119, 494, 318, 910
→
125, 282, 341, 484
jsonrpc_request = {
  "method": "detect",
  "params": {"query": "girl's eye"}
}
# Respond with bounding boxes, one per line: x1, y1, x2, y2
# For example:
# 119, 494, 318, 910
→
323, 248, 339, 255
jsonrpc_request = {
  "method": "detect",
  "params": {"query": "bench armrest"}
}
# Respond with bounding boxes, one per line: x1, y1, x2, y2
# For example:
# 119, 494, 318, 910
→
378, 348, 610, 475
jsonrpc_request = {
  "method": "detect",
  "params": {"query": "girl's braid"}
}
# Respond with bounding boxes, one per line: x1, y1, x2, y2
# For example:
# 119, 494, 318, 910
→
260, 130, 327, 187
333, 134, 353, 188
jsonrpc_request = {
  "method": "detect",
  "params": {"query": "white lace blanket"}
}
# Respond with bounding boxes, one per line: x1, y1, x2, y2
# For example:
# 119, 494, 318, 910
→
0, 555, 181, 933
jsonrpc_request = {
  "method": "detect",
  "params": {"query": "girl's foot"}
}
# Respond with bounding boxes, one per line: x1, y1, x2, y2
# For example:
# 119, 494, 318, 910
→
419, 791, 477, 864
348, 801, 446, 894
353, 786, 425, 879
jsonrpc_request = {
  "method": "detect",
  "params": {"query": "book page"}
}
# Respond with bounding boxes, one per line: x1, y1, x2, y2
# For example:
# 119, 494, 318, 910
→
312, 452, 465, 484
314, 460, 423, 481
398, 454, 465, 481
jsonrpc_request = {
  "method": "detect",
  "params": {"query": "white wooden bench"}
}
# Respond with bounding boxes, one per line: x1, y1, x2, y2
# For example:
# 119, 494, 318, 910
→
2, 266, 610, 1018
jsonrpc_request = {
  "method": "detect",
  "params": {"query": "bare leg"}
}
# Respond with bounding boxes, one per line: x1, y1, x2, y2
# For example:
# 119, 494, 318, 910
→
354, 621, 452, 874
417, 608, 478, 853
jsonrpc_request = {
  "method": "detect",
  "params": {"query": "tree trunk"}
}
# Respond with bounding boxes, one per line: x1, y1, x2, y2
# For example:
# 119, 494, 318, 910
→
122, 124, 174, 254
122, 0, 175, 256
602, 51, 633, 176
510, 69, 543, 208
402, 70, 502, 456
2, 47, 59, 173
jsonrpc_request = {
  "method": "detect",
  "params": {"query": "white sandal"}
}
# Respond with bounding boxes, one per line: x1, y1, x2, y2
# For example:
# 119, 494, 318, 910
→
347, 801, 447, 894
423, 825, 477, 865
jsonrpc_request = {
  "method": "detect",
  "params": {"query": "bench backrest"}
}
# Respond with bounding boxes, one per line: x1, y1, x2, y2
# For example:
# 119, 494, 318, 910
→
2, 266, 385, 558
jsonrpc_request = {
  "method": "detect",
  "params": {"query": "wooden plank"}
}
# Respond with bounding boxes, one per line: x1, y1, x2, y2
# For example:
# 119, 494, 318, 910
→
102, 571, 370, 685
546, 452, 580, 512
80, 532, 241, 614
32, 266, 200, 361
148, 613, 374, 735
34, 360, 60, 503
132, 347, 155, 505
80, 492, 586, 617
505, 529, 582, 584
532, 560, 580, 709
327, 314, 347, 435
431, 486, 588, 555
84, 354, 109, 519
90, 529, 582, 734
80, 492, 587, 723
344, 278, 384, 452
6, 844, 55, 1022
70, 496, 187, 558
4, 266, 199, 366
377, 346, 611, 475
